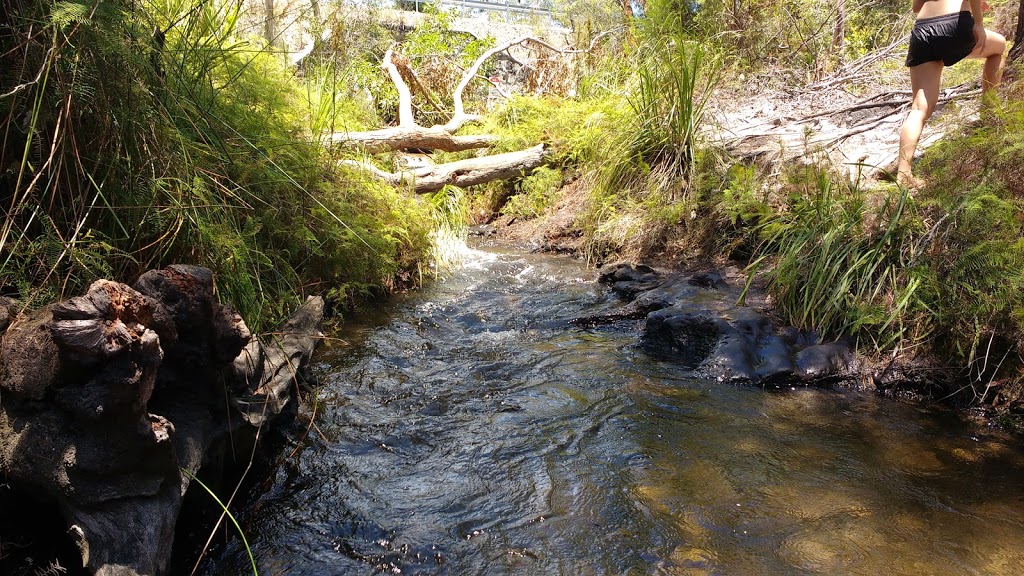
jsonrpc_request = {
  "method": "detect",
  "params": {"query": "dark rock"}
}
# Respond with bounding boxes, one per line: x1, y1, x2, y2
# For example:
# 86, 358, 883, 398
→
696, 308, 770, 382
795, 340, 857, 382
597, 262, 663, 298
631, 269, 862, 388
753, 334, 796, 382
641, 309, 723, 368
688, 270, 727, 289
700, 327, 757, 382
631, 276, 700, 312
0, 267, 324, 576
597, 262, 657, 283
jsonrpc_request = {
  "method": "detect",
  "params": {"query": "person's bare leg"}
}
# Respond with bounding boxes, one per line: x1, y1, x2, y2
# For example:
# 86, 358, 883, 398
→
971, 29, 1007, 92
898, 61, 942, 189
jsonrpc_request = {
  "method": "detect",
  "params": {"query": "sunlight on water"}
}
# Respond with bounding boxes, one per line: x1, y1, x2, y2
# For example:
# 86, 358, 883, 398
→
195, 242, 1024, 576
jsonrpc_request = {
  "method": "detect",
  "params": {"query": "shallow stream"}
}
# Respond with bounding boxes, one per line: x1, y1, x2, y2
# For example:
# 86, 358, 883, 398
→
199, 241, 1024, 575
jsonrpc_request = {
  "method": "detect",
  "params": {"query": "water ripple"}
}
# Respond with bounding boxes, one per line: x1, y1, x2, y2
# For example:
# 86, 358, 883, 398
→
194, 244, 1024, 576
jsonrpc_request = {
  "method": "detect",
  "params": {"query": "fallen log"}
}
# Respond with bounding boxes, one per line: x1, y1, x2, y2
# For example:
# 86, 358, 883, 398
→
343, 144, 547, 193
331, 125, 498, 153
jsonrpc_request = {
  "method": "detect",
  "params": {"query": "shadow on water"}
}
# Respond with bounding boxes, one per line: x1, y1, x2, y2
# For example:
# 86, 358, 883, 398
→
194, 241, 1024, 576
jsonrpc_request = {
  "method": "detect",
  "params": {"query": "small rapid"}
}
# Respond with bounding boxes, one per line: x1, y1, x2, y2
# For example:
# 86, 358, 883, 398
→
197, 241, 1024, 576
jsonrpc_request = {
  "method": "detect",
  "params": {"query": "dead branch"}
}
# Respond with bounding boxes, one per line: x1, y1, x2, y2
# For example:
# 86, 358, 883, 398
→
332, 37, 585, 153
392, 51, 447, 116
443, 35, 593, 132
795, 82, 979, 123
811, 33, 910, 89
384, 47, 415, 128
342, 144, 547, 193
330, 126, 497, 153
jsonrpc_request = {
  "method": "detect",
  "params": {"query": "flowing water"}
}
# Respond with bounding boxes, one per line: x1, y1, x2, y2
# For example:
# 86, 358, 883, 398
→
199, 241, 1024, 575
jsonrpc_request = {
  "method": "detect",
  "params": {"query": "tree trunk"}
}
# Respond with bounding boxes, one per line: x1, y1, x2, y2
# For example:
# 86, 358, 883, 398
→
0, 267, 322, 576
1010, 0, 1024, 64
328, 37, 583, 152
833, 0, 847, 65
264, 0, 276, 46
329, 36, 600, 192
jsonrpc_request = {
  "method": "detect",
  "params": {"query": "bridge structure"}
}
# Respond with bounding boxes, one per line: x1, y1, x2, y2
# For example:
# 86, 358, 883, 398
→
386, 0, 571, 47
426, 0, 557, 21
235, 0, 574, 65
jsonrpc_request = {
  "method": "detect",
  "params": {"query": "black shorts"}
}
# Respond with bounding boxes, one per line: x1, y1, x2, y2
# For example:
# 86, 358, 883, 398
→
905, 11, 977, 67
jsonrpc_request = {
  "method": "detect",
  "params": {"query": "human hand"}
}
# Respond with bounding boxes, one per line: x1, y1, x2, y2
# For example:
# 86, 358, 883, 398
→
974, 22, 987, 54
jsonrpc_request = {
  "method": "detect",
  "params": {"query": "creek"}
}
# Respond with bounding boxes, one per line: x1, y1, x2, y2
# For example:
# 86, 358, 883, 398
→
196, 240, 1024, 575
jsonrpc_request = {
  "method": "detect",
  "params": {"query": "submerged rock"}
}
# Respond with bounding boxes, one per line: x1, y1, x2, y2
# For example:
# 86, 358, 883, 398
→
0, 266, 324, 576
598, 262, 662, 297
602, 263, 860, 387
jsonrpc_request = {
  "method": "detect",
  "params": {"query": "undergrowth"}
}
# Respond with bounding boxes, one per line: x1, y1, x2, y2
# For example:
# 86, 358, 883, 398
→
915, 97, 1024, 405
731, 96, 1024, 407
476, 53, 1024, 411
0, 0, 444, 329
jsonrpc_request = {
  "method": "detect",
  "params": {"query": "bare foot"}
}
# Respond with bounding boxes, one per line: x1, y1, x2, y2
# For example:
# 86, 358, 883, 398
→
897, 172, 924, 191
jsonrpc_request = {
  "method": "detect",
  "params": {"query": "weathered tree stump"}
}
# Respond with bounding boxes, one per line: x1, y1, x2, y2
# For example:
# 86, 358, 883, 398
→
0, 265, 325, 576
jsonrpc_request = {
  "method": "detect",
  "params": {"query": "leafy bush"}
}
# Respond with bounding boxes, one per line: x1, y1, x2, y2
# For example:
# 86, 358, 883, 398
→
483, 93, 622, 164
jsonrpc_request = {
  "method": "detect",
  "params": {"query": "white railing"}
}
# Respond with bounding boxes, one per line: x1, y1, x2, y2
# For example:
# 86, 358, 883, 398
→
405, 0, 559, 22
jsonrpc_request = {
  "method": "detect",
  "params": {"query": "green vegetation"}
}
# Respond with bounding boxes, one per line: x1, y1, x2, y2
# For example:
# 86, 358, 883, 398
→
684, 0, 909, 79
0, 0, 457, 329
716, 100, 1024, 405
3, 0, 1023, 407
749, 168, 926, 353
580, 34, 719, 263
501, 166, 563, 219
731, 106, 1024, 405
468, 0, 1024, 410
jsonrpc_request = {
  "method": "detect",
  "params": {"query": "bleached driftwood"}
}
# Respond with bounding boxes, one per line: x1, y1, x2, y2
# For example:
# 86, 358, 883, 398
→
343, 144, 547, 194
330, 37, 587, 155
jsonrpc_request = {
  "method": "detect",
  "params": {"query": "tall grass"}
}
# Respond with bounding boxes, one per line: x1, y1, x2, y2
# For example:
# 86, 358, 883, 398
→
579, 34, 721, 263
594, 38, 718, 202
0, 0, 439, 329
737, 135, 1024, 404
181, 468, 259, 576
625, 40, 715, 192
750, 165, 928, 352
